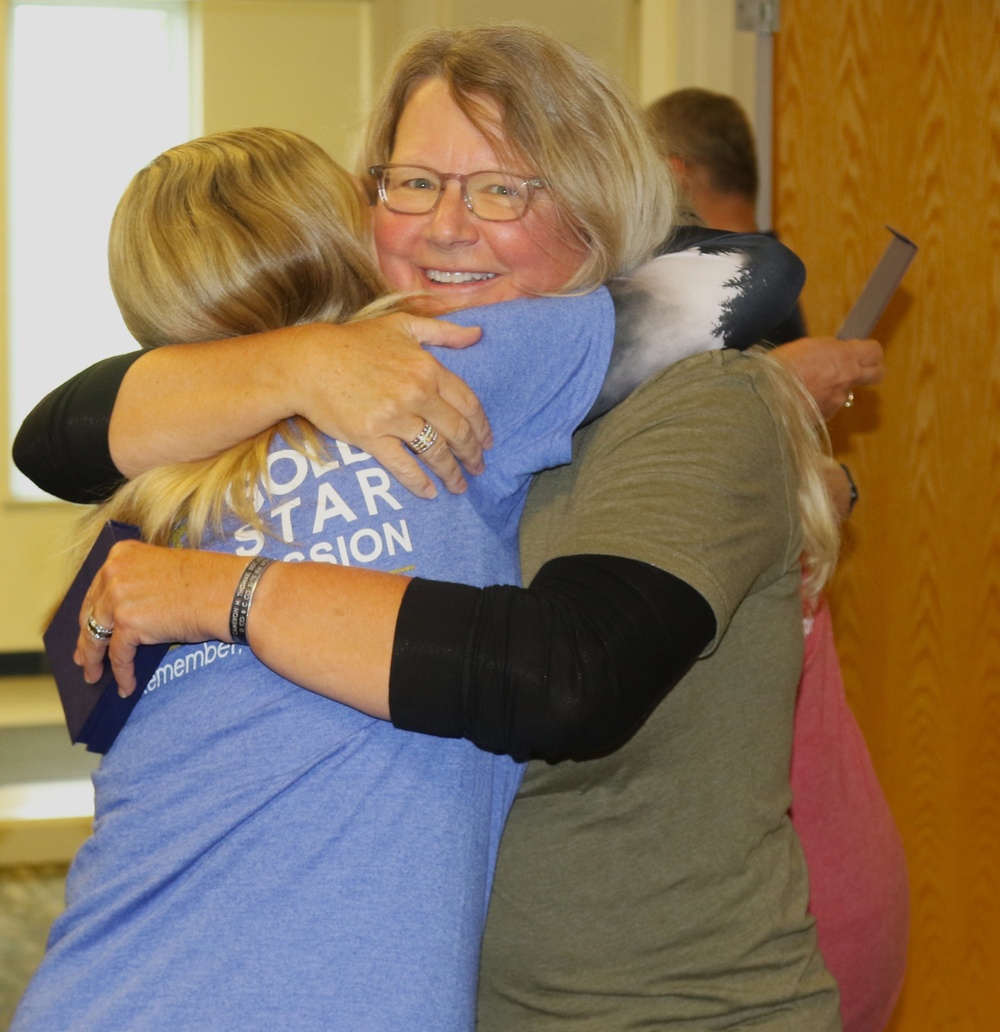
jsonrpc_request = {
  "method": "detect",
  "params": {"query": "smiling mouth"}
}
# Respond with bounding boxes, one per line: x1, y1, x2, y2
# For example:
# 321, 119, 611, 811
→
425, 270, 497, 284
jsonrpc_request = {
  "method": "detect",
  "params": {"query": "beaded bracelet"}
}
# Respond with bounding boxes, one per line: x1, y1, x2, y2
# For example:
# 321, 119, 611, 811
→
229, 556, 275, 645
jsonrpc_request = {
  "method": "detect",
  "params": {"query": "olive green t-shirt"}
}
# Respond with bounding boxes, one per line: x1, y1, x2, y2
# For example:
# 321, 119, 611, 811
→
477, 351, 841, 1031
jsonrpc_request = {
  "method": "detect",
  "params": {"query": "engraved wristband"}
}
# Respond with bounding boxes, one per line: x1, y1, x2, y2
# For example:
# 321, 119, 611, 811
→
229, 556, 275, 646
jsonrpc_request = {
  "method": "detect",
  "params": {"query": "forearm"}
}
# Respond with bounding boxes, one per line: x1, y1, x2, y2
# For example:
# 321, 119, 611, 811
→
84, 546, 712, 761
109, 329, 309, 477
259, 554, 714, 759
84, 542, 408, 710
11, 330, 305, 499
98, 313, 487, 498
252, 553, 714, 754
243, 559, 407, 718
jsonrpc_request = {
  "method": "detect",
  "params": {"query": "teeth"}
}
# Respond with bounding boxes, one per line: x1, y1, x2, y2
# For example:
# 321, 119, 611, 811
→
426, 270, 497, 284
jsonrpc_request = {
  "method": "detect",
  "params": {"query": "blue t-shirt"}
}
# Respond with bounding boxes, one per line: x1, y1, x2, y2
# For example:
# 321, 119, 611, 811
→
13, 290, 616, 1032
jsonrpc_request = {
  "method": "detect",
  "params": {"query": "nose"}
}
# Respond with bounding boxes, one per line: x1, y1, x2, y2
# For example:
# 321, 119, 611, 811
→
425, 179, 479, 246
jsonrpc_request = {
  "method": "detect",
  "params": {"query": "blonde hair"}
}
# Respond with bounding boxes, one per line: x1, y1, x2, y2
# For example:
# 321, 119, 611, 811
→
110, 127, 387, 347
748, 347, 840, 597
76, 128, 397, 559
362, 24, 676, 291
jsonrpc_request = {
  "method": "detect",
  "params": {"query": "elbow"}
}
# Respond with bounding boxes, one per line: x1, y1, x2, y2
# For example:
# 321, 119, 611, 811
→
515, 645, 660, 761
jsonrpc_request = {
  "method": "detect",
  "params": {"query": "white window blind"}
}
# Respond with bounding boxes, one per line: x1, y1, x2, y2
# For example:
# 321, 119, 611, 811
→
7, 0, 191, 500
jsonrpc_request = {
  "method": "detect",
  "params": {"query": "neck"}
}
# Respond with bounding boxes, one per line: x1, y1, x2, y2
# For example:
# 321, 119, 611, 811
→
690, 190, 760, 234
676, 162, 761, 234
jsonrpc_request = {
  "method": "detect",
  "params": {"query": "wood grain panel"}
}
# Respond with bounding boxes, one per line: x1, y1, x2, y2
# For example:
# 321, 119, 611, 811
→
775, 2, 1000, 1029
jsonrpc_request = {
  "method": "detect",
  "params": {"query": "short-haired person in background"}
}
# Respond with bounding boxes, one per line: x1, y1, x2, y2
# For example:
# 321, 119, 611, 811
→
646, 86, 806, 342
647, 86, 909, 1032
14, 26, 886, 1032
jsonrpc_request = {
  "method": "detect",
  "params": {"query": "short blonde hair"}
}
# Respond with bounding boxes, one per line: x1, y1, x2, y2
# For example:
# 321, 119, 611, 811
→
363, 24, 676, 292
76, 129, 396, 559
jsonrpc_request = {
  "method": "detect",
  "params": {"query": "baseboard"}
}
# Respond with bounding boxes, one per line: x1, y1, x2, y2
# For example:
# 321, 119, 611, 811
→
0, 652, 50, 678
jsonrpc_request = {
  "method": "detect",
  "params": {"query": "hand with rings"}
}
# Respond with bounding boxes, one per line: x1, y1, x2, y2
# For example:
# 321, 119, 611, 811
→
407, 422, 440, 455
86, 613, 114, 643
768, 336, 884, 421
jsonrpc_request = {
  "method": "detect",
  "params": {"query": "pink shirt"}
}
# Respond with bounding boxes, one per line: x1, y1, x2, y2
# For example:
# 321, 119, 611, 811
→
791, 596, 909, 1032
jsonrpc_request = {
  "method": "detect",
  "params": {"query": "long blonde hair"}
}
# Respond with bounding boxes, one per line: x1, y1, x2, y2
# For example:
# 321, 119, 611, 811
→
77, 128, 397, 557
362, 24, 676, 291
748, 347, 840, 598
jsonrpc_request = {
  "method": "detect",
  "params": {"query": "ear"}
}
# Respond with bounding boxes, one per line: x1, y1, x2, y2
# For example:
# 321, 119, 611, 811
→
667, 155, 688, 186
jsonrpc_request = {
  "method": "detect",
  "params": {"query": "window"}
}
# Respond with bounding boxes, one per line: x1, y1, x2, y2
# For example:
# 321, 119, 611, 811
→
7, 0, 191, 500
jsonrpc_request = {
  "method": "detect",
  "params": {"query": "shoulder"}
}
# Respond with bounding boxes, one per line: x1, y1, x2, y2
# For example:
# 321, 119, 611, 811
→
436, 289, 614, 386
522, 349, 801, 628
648, 228, 806, 350
440, 288, 613, 336
591, 349, 790, 450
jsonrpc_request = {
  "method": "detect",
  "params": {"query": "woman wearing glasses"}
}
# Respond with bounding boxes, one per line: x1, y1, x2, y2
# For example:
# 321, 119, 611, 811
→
15, 25, 887, 1032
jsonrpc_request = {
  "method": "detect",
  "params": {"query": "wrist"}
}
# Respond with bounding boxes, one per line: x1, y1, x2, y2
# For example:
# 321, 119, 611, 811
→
229, 556, 277, 645
187, 550, 256, 644
283, 321, 352, 424
243, 326, 317, 425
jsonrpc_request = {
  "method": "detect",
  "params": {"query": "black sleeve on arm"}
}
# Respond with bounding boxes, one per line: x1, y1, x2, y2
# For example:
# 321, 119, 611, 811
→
12, 351, 143, 503
389, 553, 716, 761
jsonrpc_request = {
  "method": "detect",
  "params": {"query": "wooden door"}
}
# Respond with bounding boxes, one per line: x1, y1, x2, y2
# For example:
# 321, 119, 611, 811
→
773, 2, 1000, 1029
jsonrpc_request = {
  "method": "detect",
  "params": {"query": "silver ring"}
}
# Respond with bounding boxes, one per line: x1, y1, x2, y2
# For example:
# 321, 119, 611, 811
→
844, 390, 855, 409
86, 613, 114, 642
407, 422, 439, 455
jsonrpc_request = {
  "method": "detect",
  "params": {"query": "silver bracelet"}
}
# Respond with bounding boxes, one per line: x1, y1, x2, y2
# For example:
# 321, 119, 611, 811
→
229, 556, 275, 645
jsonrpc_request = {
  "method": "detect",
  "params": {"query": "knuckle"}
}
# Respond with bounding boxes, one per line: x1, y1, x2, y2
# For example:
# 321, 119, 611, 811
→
450, 423, 475, 449
396, 370, 439, 406
456, 392, 483, 419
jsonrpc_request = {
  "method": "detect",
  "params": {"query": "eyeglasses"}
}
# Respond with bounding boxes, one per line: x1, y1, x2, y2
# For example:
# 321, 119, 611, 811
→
368, 164, 545, 222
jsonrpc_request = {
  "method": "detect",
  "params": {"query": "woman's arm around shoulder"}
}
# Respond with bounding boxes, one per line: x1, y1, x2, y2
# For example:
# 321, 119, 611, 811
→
15, 315, 490, 503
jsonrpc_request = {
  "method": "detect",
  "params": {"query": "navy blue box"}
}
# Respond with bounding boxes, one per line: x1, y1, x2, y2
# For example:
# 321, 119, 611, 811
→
43, 521, 170, 754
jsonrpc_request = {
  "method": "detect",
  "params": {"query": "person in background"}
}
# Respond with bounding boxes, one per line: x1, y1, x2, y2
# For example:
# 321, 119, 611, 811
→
647, 85, 910, 1032
647, 86, 806, 342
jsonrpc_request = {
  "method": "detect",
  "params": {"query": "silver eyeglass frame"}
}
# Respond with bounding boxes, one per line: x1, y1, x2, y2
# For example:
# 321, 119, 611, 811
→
368, 163, 545, 222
